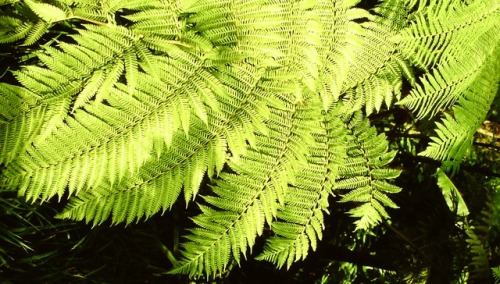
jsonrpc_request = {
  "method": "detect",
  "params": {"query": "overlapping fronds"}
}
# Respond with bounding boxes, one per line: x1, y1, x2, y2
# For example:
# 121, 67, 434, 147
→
1, 0, 496, 280
0, 0, 105, 45
335, 112, 401, 230
316, 0, 410, 114
56, 61, 270, 225
398, 22, 500, 119
0, 83, 43, 164
1, 19, 231, 201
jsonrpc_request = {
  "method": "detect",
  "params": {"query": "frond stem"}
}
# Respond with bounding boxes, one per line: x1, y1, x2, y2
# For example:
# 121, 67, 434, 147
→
70, 16, 108, 26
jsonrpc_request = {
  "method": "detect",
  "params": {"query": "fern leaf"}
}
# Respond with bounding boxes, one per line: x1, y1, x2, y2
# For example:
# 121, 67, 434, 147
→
24, 0, 68, 23
418, 32, 499, 170
171, 97, 320, 278
257, 107, 347, 269
335, 112, 401, 230
0, 84, 44, 165
393, 0, 499, 68
57, 60, 270, 224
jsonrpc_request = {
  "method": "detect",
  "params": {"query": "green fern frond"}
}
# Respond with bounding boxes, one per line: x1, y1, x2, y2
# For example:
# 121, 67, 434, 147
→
394, 0, 499, 69
171, 97, 320, 278
418, 34, 499, 168
398, 25, 499, 119
466, 226, 491, 282
3, 17, 248, 202
334, 19, 407, 114
256, 106, 347, 269
56, 121, 213, 225
466, 186, 494, 282
3, 0, 497, 281
56, 60, 269, 225
24, 0, 69, 23
435, 168, 469, 216
493, 266, 500, 284
0, 15, 32, 43
0, 83, 44, 165
0, 0, 84, 45
336, 112, 401, 230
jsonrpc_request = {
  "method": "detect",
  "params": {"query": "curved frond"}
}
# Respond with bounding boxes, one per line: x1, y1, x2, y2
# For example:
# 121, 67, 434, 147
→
57, 62, 269, 225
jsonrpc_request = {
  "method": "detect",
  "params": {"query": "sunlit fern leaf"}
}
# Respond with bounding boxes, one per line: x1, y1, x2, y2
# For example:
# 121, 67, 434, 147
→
329, 18, 407, 114
57, 60, 269, 225
171, 97, 320, 278
0, 3, 52, 45
0, 84, 44, 165
336, 111, 401, 230
2, 0, 494, 279
0, 16, 32, 43
3, 15, 248, 201
398, 22, 499, 119
419, 32, 499, 169
256, 105, 347, 269
393, 0, 499, 69
56, 125, 213, 226
22, 20, 50, 45
24, 0, 68, 23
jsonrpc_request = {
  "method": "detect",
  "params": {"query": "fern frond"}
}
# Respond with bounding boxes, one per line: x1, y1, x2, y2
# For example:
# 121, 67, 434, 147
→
398, 25, 499, 119
435, 168, 469, 216
0, 15, 33, 43
256, 107, 347, 269
418, 34, 499, 168
3, 14, 256, 202
335, 111, 401, 230
492, 266, 500, 284
171, 96, 320, 278
57, 61, 269, 225
393, 0, 499, 69
24, 0, 69, 23
0, 84, 44, 165
319, 6, 407, 114
466, 226, 492, 282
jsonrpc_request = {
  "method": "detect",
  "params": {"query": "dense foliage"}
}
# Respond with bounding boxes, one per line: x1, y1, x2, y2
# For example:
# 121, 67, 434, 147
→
0, 0, 499, 282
